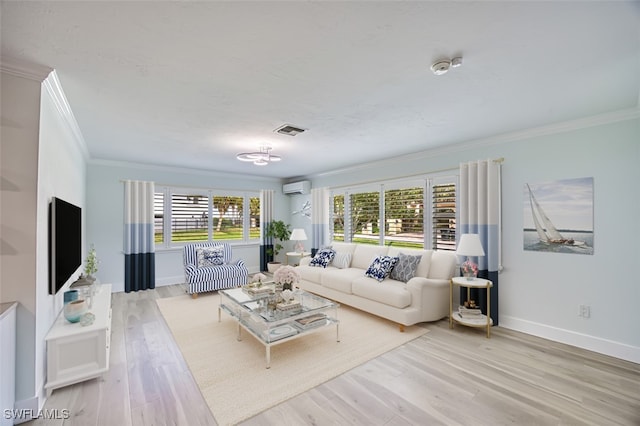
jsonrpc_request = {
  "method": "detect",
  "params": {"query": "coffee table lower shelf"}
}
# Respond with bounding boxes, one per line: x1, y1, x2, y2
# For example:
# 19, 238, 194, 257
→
218, 299, 339, 369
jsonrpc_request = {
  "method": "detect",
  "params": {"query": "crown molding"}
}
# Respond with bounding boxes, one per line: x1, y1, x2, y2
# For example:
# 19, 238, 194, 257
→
89, 158, 283, 184
0, 56, 53, 82
42, 70, 90, 160
307, 107, 640, 180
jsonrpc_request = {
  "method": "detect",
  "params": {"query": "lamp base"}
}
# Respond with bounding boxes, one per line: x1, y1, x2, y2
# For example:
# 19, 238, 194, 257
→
461, 258, 478, 280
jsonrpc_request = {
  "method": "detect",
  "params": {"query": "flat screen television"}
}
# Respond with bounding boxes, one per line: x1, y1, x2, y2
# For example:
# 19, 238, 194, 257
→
49, 197, 82, 295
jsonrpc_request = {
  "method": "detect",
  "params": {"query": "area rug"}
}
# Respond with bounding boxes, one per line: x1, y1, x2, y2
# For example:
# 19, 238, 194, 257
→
156, 292, 428, 426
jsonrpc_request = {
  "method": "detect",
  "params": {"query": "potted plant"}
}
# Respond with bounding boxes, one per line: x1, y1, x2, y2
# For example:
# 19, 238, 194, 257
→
265, 220, 291, 273
84, 244, 99, 282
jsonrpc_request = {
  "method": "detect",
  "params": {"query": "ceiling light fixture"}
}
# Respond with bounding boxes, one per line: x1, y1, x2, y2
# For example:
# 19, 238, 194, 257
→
236, 146, 281, 166
431, 56, 463, 76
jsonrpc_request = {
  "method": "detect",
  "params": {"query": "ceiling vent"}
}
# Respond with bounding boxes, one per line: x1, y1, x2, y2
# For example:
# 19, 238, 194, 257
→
274, 124, 306, 136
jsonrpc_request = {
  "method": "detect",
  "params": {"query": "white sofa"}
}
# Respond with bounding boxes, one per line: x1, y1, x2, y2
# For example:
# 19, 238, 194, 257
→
295, 241, 457, 330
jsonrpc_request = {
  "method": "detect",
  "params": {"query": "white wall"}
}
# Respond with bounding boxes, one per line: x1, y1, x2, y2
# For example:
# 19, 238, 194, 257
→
85, 162, 289, 292
307, 112, 640, 363
34, 74, 87, 409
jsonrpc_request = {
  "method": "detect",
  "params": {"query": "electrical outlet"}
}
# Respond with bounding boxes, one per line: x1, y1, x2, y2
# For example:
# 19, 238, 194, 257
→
579, 305, 591, 318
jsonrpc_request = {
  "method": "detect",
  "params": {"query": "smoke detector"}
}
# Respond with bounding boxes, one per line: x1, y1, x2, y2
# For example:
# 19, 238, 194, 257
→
431, 60, 451, 76
431, 56, 463, 76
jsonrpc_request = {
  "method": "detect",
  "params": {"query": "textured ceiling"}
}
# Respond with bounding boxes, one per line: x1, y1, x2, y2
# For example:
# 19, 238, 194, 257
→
2, 1, 639, 179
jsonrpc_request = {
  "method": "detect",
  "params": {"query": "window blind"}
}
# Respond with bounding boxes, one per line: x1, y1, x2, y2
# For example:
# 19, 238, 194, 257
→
432, 182, 456, 251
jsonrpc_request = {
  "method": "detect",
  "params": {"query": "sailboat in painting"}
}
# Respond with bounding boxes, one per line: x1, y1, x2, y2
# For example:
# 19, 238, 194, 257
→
526, 184, 586, 247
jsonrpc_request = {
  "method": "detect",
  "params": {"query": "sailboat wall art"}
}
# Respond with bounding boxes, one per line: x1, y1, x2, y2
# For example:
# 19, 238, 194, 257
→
523, 177, 594, 255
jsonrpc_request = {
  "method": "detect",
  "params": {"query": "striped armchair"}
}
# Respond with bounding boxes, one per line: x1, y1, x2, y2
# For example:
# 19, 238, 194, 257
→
183, 242, 248, 298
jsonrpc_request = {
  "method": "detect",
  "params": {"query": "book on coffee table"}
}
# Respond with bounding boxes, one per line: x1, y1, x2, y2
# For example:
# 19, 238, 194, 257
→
293, 313, 327, 330
243, 301, 261, 311
262, 324, 298, 342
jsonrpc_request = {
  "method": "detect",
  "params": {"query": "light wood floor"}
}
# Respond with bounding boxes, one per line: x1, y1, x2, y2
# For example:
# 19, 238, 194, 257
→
29, 284, 640, 426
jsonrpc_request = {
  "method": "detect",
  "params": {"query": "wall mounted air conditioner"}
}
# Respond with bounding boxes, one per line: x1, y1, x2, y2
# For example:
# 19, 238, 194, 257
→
283, 180, 310, 195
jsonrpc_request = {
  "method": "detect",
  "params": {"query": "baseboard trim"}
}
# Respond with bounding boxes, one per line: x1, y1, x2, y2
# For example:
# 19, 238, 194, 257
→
12, 396, 39, 424
155, 276, 184, 287
500, 315, 640, 364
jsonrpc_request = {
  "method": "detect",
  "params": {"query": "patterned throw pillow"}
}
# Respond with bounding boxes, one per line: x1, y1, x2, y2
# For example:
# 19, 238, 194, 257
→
389, 252, 422, 282
197, 246, 225, 267
365, 255, 399, 282
331, 252, 352, 269
309, 248, 336, 268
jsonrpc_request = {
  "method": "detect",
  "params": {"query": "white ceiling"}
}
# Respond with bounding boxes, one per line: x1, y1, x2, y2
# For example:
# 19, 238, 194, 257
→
2, 1, 639, 179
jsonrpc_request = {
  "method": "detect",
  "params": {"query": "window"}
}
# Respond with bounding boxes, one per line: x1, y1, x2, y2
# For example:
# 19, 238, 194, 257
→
431, 181, 457, 251
384, 186, 424, 248
249, 196, 260, 240
154, 187, 260, 248
349, 191, 380, 245
171, 193, 209, 242
330, 175, 457, 250
154, 192, 164, 244
212, 195, 243, 240
331, 194, 345, 242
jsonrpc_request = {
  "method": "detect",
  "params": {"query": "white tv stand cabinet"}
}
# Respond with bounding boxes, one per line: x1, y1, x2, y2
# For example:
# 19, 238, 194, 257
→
45, 284, 112, 396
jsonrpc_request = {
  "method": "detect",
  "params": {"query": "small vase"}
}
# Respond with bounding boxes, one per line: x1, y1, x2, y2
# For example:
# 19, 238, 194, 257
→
64, 299, 88, 323
63, 290, 78, 305
463, 271, 476, 281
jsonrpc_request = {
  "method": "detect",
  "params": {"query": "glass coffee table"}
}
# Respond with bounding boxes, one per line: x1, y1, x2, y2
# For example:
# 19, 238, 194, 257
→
218, 286, 339, 368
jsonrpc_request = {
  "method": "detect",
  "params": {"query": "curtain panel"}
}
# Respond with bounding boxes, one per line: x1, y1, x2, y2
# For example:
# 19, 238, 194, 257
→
259, 189, 274, 271
311, 187, 330, 255
459, 159, 502, 325
123, 180, 155, 292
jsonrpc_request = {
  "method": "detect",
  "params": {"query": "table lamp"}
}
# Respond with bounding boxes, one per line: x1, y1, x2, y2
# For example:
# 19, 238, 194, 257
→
290, 228, 308, 253
455, 233, 485, 280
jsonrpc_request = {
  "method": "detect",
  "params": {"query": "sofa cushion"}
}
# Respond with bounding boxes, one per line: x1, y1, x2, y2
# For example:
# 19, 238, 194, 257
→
429, 251, 457, 279
196, 246, 225, 267
309, 248, 336, 268
387, 247, 432, 278
389, 252, 422, 282
296, 264, 326, 283
352, 276, 411, 309
330, 241, 357, 256
351, 244, 389, 269
331, 252, 352, 269
320, 268, 363, 294
365, 255, 399, 282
